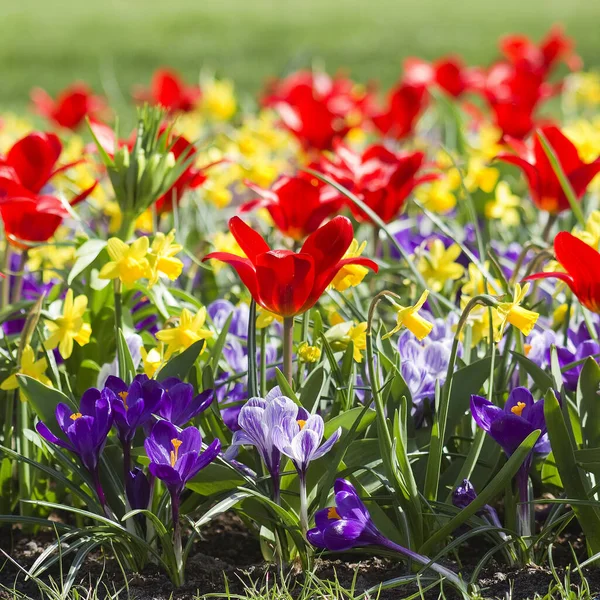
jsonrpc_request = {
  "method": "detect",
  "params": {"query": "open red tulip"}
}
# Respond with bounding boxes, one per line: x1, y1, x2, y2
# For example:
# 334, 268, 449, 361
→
203, 215, 378, 317
525, 231, 600, 313
133, 68, 201, 113
496, 125, 600, 213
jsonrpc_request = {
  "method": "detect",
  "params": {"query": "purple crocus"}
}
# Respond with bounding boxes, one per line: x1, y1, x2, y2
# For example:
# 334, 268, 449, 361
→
470, 387, 550, 536
208, 299, 249, 339
308, 479, 464, 589
227, 387, 297, 502
452, 478, 504, 535
126, 467, 151, 511
157, 378, 213, 427
36, 388, 114, 507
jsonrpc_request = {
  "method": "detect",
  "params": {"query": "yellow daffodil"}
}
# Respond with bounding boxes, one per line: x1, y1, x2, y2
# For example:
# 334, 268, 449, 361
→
464, 158, 499, 194
330, 240, 369, 292
1, 345, 52, 390
494, 283, 539, 342
141, 346, 162, 378
458, 296, 503, 347
298, 342, 321, 363
417, 240, 464, 292
256, 307, 283, 329
476, 123, 504, 161
485, 182, 521, 226
552, 304, 569, 328
415, 179, 457, 214
27, 236, 77, 283
325, 321, 368, 362
0, 112, 33, 153
201, 80, 237, 121
147, 230, 183, 286
461, 262, 502, 297
210, 232, 246, 274
383, 290, 433, 341
155, 307, 213, 360
99, 237, 151, 285
563, 72, 600, 112
44, 289, 92, 359
572, 210, 600, 249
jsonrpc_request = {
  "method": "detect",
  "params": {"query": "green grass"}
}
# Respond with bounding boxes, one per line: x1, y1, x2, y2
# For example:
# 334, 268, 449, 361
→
1, 0, 600, 116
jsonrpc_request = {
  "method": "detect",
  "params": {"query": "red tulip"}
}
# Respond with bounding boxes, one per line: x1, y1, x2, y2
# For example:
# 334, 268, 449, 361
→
240, 175, 342, 241
133, 68, 201, 113
31, 83, 106, 131
318, 142, 438, 223
203, 216, 378, 317
370, 81, 428, 140
525, 231, 600, 313
262, 70, 372, 151
496, 125, 600, 213
404, 56, 475, 98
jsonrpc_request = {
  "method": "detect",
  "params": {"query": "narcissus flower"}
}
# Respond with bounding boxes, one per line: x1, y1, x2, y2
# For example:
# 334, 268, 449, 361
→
1, 345, 52, 390
526, 231, 600, 313
485, 181, 521, 226
144, 421, 221, 495
133, 68, 201, 113
31, 83, 106, 130
99, 237, 151, 285
496, 125, 600, 213
494, 283, 539, 341
200, 79, 237, 121
141, 346, 162, 378
203, 216, 378, 318
44, 289, 92, 359
329, 240, 369, 292
325, 321, 368, 362
155, 307, 213, 360
241, 175, 342, 241
298, 342, 321, 363
383, 290, 433, 341
417, 240, 464, 292
147, 230, 183, 286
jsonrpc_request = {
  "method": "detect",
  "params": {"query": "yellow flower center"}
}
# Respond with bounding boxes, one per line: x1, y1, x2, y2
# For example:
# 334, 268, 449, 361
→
170, 438, 183, 467
70, 412, 83, 421
511, 402, 527, 417
327, 507, 341, 520
297, 420, 306, 430
524, 344, 532, 356
118, 391, 129, 410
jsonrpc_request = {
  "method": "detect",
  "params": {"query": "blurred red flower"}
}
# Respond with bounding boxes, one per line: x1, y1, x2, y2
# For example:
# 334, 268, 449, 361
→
133, 68, 201, 113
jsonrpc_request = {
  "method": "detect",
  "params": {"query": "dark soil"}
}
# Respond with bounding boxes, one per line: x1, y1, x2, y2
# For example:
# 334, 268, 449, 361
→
1, 513, 599, 600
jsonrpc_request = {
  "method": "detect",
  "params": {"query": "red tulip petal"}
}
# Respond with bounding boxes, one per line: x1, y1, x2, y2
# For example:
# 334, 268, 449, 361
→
496, 152, 540, 200
533, 126, 582, 183
568, 159, 600, 198
228, 216, 270, 263
300, 215, 353, 271
255, 250, 315, 317
554, 231, 600, 287
202, 252, 260, 301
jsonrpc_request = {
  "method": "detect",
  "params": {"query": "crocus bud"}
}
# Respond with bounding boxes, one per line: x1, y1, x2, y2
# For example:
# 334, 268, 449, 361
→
126, 467, 151, 510
452, 478, 477, 510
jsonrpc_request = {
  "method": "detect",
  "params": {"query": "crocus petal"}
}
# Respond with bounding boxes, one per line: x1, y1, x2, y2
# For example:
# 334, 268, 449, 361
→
312, 427, 342, 460
322, 519, 369, 551
470, 395, 504, 433
35, 421, 75, 452
504, 387, 534, 415
489, 414, 536, 455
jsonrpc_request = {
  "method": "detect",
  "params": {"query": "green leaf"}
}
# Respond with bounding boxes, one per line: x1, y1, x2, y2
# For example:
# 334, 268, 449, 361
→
186, 463, 245, 496
157, 340, 205, 382
511, 351, 554, 393
68, 240, 107, 285
17, 375, 74, 437
247, 301, 258, 398
419, 429, 541, 555
577, 358, 600, 448
324, 406, 376, 438
274, 368, 300, 405
117, 328, 136, 384
544, 388, 600, 554
299, 365, 326, 411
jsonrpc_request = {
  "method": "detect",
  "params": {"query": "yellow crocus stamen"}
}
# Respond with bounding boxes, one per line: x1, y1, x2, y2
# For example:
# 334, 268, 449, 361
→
327, 507, 341, 520
511, 402, 527, 417
524, 344, 532, 356
170, 439, 183, 467
118, 391, 129, 410
297, 420, 306, 430
70, 413, 83, 421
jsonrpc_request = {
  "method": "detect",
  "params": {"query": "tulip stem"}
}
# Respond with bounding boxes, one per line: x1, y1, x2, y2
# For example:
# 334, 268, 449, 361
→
283, 316, 294, 385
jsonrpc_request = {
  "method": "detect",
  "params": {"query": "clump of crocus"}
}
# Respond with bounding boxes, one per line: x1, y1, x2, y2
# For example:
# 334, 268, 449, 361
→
471, 388, 550, 535
156, 378, 213, 427
452, 479, 505, 535
145, 420, 221, 586
36, 388, 114, 509
308, 479, 464, 590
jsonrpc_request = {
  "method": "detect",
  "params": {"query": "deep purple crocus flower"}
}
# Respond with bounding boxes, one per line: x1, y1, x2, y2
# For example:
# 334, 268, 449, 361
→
105, 374, 164, 445
157, 378, 213, 427
452, 479, 478, 510
215, 372, 246, 432
36, 388, 114, 506
308, 479, 464, 588
126, 467, 151, 511
144, 420, 221, 496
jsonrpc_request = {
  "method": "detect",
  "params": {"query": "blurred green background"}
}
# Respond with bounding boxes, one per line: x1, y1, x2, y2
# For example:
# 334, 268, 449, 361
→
1, 0, 599, 114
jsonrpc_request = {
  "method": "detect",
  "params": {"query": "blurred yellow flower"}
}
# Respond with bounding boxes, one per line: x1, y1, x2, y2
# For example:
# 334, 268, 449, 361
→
325, 321, 367, 362
417, 240, 464, 292
1, 345, 52, 390
552, 304, 569, 328
461, 261, 502, 296
156, 307, 213, 360
298, 342, 321, 363
201, 79, 237, 121
330, 240, 369, 292
485, 182, 520, 226
415, 179, 457, 213
99, 237, 151, 285
27, 232, 76, 283
141, 346, 162, 378
572, 210, 600, 249
256, 307, 282, 329
383, 290, 433, 341
148, 230, 183, 286
210, 232, 246, 274
494, 283, 539, 341
44, 289, 92, 359
464, 158, 499, 193
459, 296, 502, 348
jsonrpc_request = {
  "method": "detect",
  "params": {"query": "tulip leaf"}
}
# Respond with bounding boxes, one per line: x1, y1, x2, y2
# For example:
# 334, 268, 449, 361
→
419, 429, 540, 555
544, 388, 600, 554
577, 357, 600, 448
67, 240, 108, 285
324, 406, 376, 438
157, 340, 205, 382
17, 375, 75, 438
